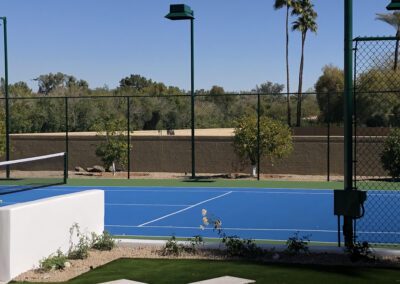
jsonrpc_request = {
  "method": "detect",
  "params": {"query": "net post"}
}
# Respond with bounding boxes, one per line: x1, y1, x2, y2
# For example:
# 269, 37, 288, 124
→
257, 92, 260, 181
63, 152, 68, 184
64, 97, 69, 180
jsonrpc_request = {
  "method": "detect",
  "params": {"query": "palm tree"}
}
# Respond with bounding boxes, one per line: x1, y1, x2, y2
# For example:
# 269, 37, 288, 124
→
274, 0, 294, 127
376, 12, 400, 71
292, 0, 317, 127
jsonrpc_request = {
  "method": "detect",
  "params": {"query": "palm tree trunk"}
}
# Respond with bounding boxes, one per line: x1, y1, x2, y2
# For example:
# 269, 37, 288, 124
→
296, 32, 306, 127
286, 6, 291, 127
395, 40, 399, 71
395, 31, 399, 71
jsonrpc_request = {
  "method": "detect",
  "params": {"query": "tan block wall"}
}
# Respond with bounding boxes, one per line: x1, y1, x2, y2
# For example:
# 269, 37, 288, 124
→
6, 127, 386, 176
8, 134, 345, 176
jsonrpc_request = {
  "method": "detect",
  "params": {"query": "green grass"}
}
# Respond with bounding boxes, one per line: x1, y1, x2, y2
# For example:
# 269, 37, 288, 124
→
12, 259, 400, 284
67, 178, 343, 189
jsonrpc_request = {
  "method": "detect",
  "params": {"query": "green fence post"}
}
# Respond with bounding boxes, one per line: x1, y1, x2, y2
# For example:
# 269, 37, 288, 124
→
327, 92, 330, 182
1, 17, 10, 178
344, 0, 354, 247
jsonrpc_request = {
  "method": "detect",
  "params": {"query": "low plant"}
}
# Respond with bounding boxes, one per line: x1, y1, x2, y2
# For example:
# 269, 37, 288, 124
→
285, 232, 310, 255
161, 235, 183, 256
91, 231, 116, 251
201, 209, 263, 258
346, 241, 374, 262
162, 235, 205, 256
39, 249, 67, 272
222, 235, 263, 257
186, 235, 204, 253
68, 223, 91, 260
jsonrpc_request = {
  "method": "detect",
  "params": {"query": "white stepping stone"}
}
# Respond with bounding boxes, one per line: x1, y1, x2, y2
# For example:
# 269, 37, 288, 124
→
99, 280, 148, 284
189, 275, 255, 284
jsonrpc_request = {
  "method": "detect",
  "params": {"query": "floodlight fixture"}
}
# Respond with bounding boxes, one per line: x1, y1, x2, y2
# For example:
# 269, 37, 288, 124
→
165, 4, 194, 20
387, 0, 400, 10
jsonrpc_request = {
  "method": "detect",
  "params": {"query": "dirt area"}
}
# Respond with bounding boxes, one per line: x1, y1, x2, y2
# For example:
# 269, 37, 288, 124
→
14, 242, 400, 283
14, 243, 224, 283
71, 171, 344, 182
2, 170, 343, 182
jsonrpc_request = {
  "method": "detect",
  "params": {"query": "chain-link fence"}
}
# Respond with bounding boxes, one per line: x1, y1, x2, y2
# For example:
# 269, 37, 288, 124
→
0, 90, 343, 182
354, 37, 400, 246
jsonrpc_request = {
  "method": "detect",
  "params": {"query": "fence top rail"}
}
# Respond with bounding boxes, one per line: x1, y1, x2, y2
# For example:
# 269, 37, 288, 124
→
353, 36, 398, 42
2, 90, 400, 101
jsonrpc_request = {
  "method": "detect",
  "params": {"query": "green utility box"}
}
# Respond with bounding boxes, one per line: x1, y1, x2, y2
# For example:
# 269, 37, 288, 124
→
334, 190, 367, 218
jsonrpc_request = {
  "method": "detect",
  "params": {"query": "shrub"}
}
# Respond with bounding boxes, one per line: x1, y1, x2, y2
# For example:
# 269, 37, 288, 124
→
39, 250, 67, 272
381, 128, 400, 179
201, 209, 263, 258
91, 231, 116, 251
222, 235, 263, 258
346, 241, 374, 262
161, 235, 183, 256
68, 223, 91, 260
286, 232, 310, 255
186, 235, 204, 254
161, 235, 204, 256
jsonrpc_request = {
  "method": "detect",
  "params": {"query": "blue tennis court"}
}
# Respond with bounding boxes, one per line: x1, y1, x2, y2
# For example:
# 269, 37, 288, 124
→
0, 185, 398, 244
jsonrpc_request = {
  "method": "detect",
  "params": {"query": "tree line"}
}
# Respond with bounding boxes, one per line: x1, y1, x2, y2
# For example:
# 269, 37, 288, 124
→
0, 73, 322, 134
0, 60, 399, 134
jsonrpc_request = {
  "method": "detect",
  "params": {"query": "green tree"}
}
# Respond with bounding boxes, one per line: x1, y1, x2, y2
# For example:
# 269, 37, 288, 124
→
376, 12, 400, 70
233, 114, 293, 177
34, 72, 88, 96
315, 65, 344, 123
119, 74, 153, 92
253, 81, 285, 95
292, 0, 318, 126
7, 82, 35, 133
356, 68, 400, 126
95, 117, 131, 175
381, 128, 400, 179
274, 0, 295, 126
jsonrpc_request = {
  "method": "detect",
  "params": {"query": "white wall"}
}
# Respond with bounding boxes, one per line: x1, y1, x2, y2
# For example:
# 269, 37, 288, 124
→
0, 189, 104, 283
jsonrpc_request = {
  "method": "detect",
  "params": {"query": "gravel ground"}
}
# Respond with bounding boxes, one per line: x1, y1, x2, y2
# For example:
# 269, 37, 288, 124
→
14, 242, 400, 283
14, 242, 225, 283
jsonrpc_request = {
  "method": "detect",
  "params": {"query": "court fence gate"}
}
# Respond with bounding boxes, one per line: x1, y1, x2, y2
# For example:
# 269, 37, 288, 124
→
353, 36, 400, 246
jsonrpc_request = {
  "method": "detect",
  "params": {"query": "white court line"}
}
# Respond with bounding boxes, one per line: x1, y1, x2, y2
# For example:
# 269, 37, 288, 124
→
106, 203, 190, 207
34, 187, 333, 195
137, 191, 233, 227
106, 224, 400, 235
36, 187, 399, 197
35, 188, 230, 194
107, 224, 335, 233
237, 191, 332, 195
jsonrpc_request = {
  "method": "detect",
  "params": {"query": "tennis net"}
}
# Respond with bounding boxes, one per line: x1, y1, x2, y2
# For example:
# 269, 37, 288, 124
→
0, 152, 67, 195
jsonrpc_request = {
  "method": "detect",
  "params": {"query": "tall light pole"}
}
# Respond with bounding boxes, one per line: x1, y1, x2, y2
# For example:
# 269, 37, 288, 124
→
165, 4, 196, 179
0, 17, 10, 178
343, 0, 354, 247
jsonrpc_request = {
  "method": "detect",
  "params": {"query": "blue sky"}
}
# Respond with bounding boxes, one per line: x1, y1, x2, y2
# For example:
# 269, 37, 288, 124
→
0, 0, 396, 92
